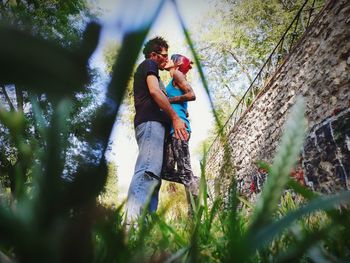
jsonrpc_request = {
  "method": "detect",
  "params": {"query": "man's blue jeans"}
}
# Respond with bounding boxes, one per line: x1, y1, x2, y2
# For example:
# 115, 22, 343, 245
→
125, 121, 165, 221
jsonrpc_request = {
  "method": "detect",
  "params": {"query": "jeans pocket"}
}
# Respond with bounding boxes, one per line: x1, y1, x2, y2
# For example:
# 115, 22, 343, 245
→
145, 171, 161, 181
135, 122, 147, 139
144, 172, 161, 191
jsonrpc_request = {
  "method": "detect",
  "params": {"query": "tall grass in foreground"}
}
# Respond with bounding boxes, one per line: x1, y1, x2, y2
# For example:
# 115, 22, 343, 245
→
127, 97, 350, 262
0, 1, 350, 262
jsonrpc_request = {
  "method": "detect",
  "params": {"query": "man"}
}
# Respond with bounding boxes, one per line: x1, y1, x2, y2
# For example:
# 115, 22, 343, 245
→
125, 37, 188, 221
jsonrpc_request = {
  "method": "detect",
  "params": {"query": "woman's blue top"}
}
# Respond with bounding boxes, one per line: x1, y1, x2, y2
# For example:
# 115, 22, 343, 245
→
166, 78, 191, 134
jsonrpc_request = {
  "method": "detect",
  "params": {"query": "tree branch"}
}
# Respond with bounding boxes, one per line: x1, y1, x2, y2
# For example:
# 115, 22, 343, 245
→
15, 85, 24, 112
27, 0, 39, 9
0, 85, 16, 111
224, 84, 241, 102
224, 48, 254, 85
3, 0, 10, 7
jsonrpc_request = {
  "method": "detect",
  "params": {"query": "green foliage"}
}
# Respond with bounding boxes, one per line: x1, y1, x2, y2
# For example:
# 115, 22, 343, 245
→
103, 41, 120, 75
0, 0, 100, 194
0, 20, 108, 262
192, 0, 325, 123
102, 38, 138, 132
0, 0, 92, 47
158, 182, 189, 220
0, 24, 95, 93
0, 21, 101, 193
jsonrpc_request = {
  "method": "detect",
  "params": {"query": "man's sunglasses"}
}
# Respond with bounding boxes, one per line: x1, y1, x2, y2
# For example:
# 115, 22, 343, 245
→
155, 51, 168, 58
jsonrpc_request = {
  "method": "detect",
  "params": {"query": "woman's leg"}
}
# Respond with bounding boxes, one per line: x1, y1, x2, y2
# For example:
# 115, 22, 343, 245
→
171, 136, 199, 197
161, 134, 182, 184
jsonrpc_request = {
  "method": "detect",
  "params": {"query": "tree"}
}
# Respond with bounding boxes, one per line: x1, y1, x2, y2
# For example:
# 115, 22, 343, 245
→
0, 0, 94, 111
192, 0, 324, 123
102, 40, 135, 127
98, 161, 119, 207
0, 0, 91, 47
0, 0, 100, 194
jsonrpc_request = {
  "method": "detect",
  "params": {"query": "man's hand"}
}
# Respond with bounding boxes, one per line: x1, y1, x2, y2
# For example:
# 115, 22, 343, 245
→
172, 117, 189, 140
146, 75, 188, 141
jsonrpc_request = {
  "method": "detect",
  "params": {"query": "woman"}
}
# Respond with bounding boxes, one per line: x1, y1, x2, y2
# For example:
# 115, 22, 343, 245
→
161, 54, 199, 210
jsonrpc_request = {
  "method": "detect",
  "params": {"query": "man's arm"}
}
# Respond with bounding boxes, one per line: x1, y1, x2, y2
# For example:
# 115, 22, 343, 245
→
168, 70, 196, 104
147, 75, 189, 140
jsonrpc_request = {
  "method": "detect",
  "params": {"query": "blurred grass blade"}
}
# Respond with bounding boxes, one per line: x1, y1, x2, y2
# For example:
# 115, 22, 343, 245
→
171, 0, 222, 133
92, 204, 129, 263
0, 23, 100, 95
33, 99, 72, 226
275, 227, 332, 263
287, 178, 319, 200
249, 96, 307, 231
0, 204, 16, 245
91, 0, 166, 153
255, 160, 272, 174
0, 108, 29, 200
0, 107, 25, 137
187, 204, 204, 263
130, 183, 160, 258
200, 165, 208, 211
237, 195, 254, 209
306, 242, 339, 263
153, 214, 187, 247
165, 247, 189, 263
257, 161, 319, 200
251, 190, 350, 249
29, 94, 48, 142
45, 99, 72, 183
258, 160, 319, 201
224, 179, 249, 262
206, 199, 221, 234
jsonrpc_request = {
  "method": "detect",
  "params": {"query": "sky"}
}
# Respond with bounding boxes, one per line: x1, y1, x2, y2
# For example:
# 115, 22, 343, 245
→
89, 0, 215, 202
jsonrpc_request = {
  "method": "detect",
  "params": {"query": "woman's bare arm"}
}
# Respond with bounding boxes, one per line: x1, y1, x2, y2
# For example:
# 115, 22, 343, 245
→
168, 70, 196, 103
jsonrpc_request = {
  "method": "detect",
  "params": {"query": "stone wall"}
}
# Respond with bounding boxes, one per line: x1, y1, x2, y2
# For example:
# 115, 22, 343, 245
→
303, 108, 350, 192
205, 0, 350, 202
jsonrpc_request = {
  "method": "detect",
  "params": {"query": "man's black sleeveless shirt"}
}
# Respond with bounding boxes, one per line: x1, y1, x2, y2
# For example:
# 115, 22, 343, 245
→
133, 59, 170, 128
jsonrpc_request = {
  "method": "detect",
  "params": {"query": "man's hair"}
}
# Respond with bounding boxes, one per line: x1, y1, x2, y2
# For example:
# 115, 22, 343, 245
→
142, 36, 169, 58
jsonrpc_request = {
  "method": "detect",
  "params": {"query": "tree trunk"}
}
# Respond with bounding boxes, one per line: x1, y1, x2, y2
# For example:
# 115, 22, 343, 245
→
0, 85, 16, 111
15, 85, 24, 112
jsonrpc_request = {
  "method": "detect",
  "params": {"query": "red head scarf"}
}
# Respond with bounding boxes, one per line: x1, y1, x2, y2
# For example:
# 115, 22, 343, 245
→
178, 56, 193, 74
